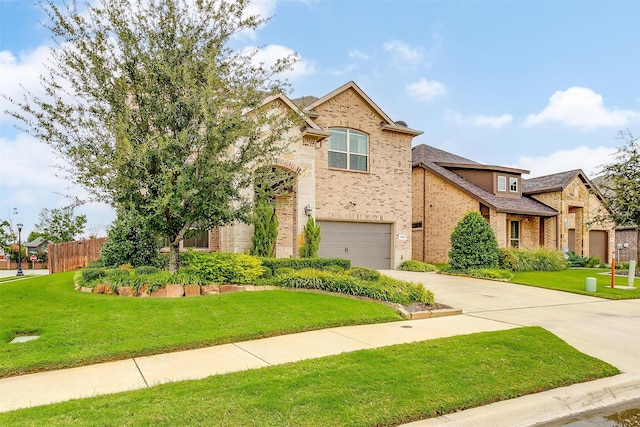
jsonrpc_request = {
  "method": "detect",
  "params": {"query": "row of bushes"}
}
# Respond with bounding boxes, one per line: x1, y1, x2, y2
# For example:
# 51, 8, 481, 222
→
78, 252, 433, 305
270, 268, 434, 305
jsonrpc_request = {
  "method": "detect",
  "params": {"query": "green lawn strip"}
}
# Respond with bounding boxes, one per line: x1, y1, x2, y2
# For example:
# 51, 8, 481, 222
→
0, 273, 401, 378
0, 327, 618, 426
512, 269, 640, 299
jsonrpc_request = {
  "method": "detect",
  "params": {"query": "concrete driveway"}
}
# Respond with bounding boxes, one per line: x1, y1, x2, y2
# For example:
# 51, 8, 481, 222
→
383, 270, 640, 373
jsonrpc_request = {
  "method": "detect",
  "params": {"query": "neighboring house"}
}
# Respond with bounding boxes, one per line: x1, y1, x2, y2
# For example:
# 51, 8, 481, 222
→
411, 144, 615, 264
24, 237, 51, 255
523, 170, 615, 263
183, 81, 422, 269
591, 175, 639, 263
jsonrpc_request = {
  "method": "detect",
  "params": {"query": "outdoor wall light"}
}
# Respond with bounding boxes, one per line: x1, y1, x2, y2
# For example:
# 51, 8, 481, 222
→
304, 204, 312, 216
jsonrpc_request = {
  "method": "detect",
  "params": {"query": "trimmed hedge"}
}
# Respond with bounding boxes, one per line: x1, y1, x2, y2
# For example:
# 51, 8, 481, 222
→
181, 251, 263, 283
259, 257, 351, 274
348, 267, 381, 282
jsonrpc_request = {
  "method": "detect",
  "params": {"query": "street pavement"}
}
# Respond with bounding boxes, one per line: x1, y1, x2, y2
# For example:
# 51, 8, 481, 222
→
1, 269, 639, 426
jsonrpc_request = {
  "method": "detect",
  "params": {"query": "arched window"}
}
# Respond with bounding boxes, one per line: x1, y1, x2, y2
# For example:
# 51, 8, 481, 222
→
328, 129, 368, 172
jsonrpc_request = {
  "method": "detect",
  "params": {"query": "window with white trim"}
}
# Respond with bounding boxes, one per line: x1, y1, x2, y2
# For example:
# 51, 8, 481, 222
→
328, 129, 368, 172
497, 175, 507, 192
509, 220, 520, 248
509, 177, 518, 193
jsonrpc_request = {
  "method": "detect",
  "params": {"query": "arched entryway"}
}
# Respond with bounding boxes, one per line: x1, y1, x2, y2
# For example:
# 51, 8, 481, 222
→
254, 166, 298, 258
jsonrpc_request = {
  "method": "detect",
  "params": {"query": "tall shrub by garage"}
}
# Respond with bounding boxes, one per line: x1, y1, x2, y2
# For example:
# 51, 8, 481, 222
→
300, 216, 321, 258
250, 201, 278, 257
449, 211, 499, 271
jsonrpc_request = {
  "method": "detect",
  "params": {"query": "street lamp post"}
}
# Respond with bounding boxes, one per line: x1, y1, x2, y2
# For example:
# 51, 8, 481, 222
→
16, 223, 24, 277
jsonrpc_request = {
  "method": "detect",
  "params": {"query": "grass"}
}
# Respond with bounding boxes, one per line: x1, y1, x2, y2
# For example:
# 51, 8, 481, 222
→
512, 268, 640, 299
0, 272, 401, 378
0, 327, 618, 426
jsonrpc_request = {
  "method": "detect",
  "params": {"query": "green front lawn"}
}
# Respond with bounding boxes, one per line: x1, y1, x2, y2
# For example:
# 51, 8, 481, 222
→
0, 327, 618, 426
512, 268, 640, 299
0, 272, 401, 378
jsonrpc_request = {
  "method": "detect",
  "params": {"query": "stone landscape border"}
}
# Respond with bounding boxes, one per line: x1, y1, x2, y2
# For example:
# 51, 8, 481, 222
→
75, 282, 461, 320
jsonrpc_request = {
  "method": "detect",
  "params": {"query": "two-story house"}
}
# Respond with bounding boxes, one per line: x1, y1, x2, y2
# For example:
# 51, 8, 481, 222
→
184, 81, 422, 269
411, 144, 614, 264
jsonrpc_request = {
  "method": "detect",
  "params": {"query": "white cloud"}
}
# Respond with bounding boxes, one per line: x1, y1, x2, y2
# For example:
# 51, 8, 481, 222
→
512, 145, 617, 178
0, 46, 51, 122
406, 78, 447, 101
348, 49, 369, 61
247, 44, 313, 80
445, 109, 513, 129
383, 39, 423, 63
524, 87, 640, 130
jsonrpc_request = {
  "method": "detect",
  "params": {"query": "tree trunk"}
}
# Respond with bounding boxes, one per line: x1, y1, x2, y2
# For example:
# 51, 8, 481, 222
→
169, 243, 180, 273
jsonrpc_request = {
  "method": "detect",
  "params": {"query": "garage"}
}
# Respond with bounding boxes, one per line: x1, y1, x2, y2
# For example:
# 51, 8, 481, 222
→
317, 221, 392, 269
589, 230, 608, 262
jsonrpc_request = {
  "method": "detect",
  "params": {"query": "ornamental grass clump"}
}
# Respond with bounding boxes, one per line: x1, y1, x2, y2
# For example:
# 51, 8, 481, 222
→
398, 260, 438, 272
500, 248, 568, 272
275, 269, 434, 305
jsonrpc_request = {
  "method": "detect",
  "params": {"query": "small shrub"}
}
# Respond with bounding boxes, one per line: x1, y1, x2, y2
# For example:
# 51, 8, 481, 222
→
87, 259, 105, 268
181, 251, 263, 283
259, 266, 273, 279
398, 260, 438, 272
567, 251, 588, 267
275, 267, 295, 277
348, 267, 381, 281
134, 266, 160, 275
100, 210, 160, 268
81, 267, 106, 284
466, 268, 514, 280
323, 265, 345, 274
498, 248, 518, 271
586, 256, 602, 268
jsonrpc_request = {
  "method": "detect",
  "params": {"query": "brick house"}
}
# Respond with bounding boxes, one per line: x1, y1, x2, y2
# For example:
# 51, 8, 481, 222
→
184, 81, 422, 269
412, 144, 615, 264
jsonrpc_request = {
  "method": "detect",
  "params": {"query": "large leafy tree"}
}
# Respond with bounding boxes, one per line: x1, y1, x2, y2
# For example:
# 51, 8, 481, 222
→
599, 129, 640, 262
34, 206, 87, 243
6, 0, 298, 271
0, 220, 14, 253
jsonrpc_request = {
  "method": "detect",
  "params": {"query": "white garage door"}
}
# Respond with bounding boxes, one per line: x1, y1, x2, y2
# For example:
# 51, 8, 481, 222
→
317, 221, 391, 269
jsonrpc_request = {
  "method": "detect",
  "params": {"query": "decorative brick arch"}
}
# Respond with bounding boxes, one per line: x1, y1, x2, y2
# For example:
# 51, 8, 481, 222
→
255, 162, 300, 258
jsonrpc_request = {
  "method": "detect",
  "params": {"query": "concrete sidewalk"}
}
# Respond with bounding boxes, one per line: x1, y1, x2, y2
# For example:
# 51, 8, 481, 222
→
1, 271, 639, 426
0, 269, 49, 279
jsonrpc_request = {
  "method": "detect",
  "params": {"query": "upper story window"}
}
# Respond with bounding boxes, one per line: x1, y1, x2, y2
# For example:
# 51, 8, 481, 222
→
509, 177, 518, 193
497, 176, 507, 192
328, 129, 368, 172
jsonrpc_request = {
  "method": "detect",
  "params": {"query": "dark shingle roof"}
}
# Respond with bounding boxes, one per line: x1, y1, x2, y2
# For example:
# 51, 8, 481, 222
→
522, 170, 583, 194
412, 144, 558, 217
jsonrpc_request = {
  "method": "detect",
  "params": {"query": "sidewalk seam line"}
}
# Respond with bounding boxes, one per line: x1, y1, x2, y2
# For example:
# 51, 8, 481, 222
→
232, 343, 274, 366
132, 358, 150, 388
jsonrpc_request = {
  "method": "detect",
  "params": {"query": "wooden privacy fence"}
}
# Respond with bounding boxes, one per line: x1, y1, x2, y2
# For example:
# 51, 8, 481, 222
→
48, 237, 108, 274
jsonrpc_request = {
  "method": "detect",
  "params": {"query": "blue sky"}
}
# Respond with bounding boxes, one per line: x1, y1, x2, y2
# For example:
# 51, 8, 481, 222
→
1, 0, 639, 237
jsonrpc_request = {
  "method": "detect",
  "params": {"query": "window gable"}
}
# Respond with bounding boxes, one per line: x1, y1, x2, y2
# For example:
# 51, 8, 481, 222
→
497, 176, 507, 192
328, 128, 368, 172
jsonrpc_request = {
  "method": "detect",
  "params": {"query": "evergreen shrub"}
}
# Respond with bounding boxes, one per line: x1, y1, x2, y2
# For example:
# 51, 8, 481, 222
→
448, 211, 499, 272
398, 260, 438, 272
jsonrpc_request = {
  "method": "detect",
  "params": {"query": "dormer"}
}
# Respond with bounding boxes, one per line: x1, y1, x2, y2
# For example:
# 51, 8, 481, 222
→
435, 163, 529, 198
